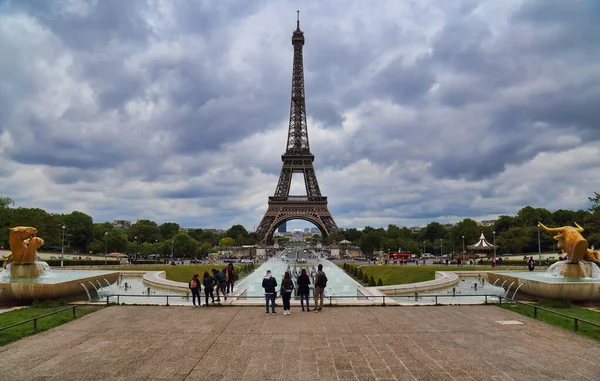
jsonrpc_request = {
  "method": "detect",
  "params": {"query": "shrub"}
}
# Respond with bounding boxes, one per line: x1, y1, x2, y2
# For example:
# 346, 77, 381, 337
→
363, 274, 369, 284
343, 263, 347, 270
352, 266, 358, 276
368, 276, 376, 287
377, 278, 383, 286
357, 269, 363, 280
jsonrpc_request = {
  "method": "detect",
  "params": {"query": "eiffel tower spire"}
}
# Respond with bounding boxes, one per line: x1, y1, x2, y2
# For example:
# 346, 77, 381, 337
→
255, 14, 339, 244
287, 10, 309, 155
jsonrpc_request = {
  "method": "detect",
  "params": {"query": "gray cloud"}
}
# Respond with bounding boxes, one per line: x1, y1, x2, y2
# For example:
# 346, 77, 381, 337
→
1, 0, 600, 231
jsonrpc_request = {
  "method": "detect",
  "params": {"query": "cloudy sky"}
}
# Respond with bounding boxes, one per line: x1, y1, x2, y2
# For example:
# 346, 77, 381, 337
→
1, 0, 599, 231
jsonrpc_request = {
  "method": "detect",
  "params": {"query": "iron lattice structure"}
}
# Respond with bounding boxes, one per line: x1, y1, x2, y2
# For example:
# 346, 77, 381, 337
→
256, 14, 339, 244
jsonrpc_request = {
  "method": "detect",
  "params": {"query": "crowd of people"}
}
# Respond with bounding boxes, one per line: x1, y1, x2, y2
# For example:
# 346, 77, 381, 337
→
262, 263, 327, 315
187, 263, 237, 307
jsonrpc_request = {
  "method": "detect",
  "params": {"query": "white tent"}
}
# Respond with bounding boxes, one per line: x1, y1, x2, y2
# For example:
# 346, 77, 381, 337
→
467, 232, 496, 251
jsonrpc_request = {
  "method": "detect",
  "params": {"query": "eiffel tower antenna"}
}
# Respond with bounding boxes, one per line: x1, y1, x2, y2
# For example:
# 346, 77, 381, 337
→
255, 14, 339, 244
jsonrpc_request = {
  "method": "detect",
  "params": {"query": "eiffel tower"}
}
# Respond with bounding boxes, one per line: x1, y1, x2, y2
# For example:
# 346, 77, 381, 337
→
256, 12, 339, 244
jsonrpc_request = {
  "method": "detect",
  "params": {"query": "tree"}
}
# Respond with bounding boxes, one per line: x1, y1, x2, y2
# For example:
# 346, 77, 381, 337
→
159, 222, 180, 240
187, 228, 203, 242
359, 230, 384, 260
0, 196, 14, 247
172, 232, 198, 258
226, 224, 249, 240
59, 211, 94, 253
343, 228, 362, 242
421, 222, 447, 242
219, 237, 235, 248
127, 220, 160, 243
449, 218, 480, 252
199, 242, 212, 258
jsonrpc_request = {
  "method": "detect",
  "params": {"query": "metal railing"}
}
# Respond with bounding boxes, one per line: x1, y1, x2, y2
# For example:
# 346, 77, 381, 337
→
497, 296, 600, 333
0, 305, 79, 334
104, 293, 504, 307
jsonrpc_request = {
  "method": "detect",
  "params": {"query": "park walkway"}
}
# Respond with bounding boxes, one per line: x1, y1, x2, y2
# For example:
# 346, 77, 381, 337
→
0, 305, 598, 380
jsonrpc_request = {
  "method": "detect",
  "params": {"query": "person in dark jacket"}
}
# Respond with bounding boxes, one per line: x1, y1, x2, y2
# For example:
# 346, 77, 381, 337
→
262, 270, 277, 315
202, 271, 215, 305
281, 271, 295, 315
226, 263, 237, 294
189, 274, 201, 307
212, 268, 228, 302
297, 268, 311, 312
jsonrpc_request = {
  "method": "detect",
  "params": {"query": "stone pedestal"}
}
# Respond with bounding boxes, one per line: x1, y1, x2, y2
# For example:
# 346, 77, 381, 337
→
10, 262, 49, 278
256, 248, 266, 259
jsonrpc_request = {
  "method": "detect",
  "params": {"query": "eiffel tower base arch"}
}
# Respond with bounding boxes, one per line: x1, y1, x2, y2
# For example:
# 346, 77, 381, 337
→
256, 200, 338, 244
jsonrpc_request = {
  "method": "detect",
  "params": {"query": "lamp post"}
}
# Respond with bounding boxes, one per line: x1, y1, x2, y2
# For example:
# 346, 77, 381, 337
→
462, 235, 465, 263
155, 239, 158, 258
537, 225, 541, 265
171, 240, 174, 262
423, 240, 426, 255
493, 231, 496, 260
134, 236, 138, 263
104, 232, 108, 266
61, 225, 66, 267
440, 238, 443, 258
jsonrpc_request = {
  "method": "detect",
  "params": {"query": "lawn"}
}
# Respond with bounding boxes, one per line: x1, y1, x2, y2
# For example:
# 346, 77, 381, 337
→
103, 264, 252, 283
499, 300, 600, 342
341, 264, 525, 286
0, 303, 100, 346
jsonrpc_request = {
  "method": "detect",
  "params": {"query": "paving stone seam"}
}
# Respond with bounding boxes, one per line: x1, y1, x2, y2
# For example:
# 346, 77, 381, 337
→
182, 306, 243, 380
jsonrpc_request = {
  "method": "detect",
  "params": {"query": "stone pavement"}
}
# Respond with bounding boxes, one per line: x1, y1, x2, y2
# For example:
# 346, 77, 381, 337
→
0, 305, 599, 381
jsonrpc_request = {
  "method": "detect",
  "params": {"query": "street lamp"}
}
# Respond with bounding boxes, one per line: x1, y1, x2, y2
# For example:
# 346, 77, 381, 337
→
493, 231, 496, 260
104, 232, 108, 266
61, 225, 66, 267
537, 225, 541, 265
440, 238, 443, 258
155, 239, 158, 258
134, 236, 138, 263
423, 240, 426, 255
462, 235, 465, 262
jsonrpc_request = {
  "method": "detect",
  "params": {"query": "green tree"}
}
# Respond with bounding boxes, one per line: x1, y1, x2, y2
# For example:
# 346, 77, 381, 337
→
226, 224, 249, 240
59, 211, 94, 253
343, 228, 362, 242
449, 218, 480, 252
0, 196, 14, 247
127, 220, 160, 243
187, 228, 203, 242
219, 237, 235, 248
199, 242, 212, 258
359, 230, 384, 260
173, 232, 198, 258
493, 215, 515, 234
10, 208, 61, 247
159, 222, 180, 240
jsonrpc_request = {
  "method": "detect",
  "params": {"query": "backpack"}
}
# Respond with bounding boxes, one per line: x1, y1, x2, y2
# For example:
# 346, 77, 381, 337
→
190, 279, 197, 288
317, 272, 328, 288
216, 270, 226, 282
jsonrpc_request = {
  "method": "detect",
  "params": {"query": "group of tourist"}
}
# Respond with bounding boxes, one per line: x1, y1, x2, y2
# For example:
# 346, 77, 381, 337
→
187, 263, 237, 307
262, 263, 327, 315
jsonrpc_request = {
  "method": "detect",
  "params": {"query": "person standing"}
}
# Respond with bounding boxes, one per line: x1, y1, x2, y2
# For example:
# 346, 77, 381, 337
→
313, 264, 327, 312
202, 271, 215, 305
262, 270, 277, 315
297, 268, 311, 312
212, 268, 228, 302
226, 263, 237, 294
528, 256, 535, 272
281, 271, 294, 315
188, 274, 201, 307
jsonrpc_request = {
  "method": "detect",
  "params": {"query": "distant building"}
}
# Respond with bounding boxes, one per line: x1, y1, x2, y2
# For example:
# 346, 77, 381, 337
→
409, 226, 423, 233
310, 227, 318, 234
304, 228, 310, 233
113, 220, 132, 229
179, 227, 190, 233
278, 222, 287, 233
292, 230, 303, 242
480, 220, 497, 226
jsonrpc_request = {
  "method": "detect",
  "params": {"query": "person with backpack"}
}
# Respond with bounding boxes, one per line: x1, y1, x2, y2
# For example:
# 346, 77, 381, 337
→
212, 268, 228, 302
313, 264, 327, 312
280, 271, 294, 315
262, 269, 277, 315
202, 271, 215, 305
297, 268, 311, 312
188, 274, 201, 307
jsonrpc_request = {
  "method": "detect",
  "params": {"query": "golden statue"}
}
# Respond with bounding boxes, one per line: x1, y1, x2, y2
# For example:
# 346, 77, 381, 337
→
538, 222, 600, 277
3, 226, 45, 268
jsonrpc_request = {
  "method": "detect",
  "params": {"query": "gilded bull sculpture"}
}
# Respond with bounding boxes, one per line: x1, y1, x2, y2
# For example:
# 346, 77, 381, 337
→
538, 222, 600, 266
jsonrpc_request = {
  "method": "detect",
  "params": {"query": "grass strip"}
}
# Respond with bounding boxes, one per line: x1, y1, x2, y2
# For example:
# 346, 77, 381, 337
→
340, 264, 527, 286
499, 301, 600, 342
103, 264, 252, 283
0, 304, 100, 346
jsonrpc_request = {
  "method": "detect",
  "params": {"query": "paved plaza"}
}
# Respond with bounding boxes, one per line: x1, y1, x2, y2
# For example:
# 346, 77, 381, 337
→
0, 305, 599, 381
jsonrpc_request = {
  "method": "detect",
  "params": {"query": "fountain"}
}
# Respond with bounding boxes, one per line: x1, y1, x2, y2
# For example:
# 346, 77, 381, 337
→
1, 226, 120, 304
485, 222, 600, 301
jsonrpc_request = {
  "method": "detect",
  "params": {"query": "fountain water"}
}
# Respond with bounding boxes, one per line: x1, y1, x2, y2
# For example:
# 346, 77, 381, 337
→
80, 283, 92, 301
